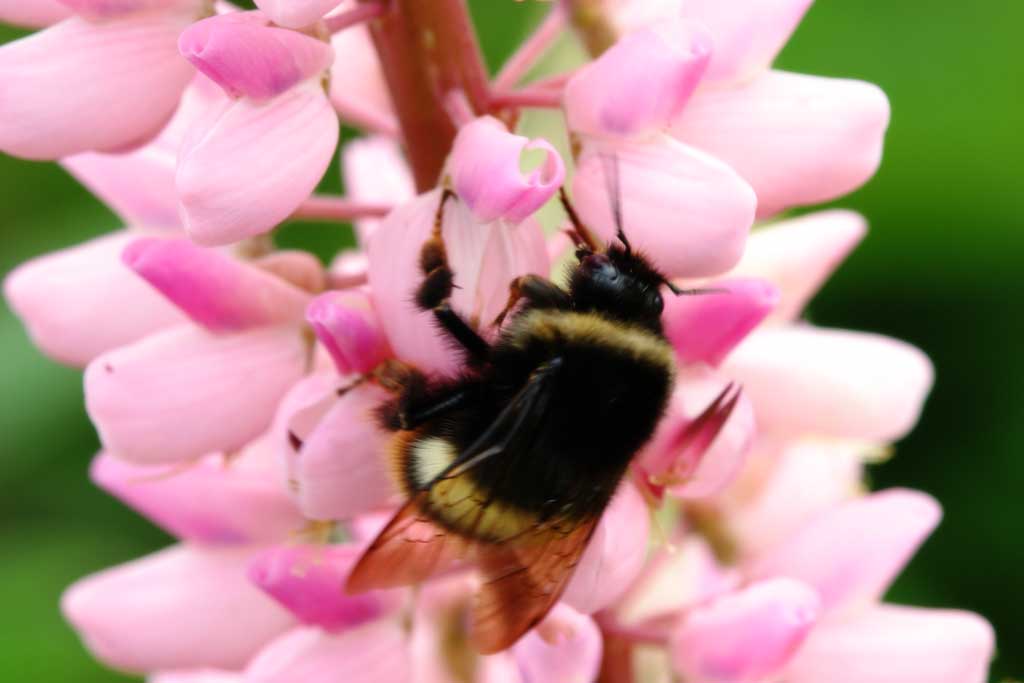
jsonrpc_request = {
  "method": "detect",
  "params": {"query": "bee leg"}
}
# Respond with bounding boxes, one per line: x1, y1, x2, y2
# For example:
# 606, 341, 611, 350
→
415, 188, 491, 367
558, 187, 601, 253
492, 275, 571, 327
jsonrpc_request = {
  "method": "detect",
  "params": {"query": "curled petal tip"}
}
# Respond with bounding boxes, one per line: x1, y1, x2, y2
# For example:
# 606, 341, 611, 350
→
306, 289, 391, 375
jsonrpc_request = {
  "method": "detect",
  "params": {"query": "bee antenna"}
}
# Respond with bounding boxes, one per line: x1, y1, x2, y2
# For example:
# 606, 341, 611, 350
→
600, 152, 631, 252
559, 187, 601, 252
665, 280, 729, 297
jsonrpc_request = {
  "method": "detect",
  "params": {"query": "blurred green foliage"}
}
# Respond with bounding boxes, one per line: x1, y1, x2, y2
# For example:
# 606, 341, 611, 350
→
0, 1, 1019, 681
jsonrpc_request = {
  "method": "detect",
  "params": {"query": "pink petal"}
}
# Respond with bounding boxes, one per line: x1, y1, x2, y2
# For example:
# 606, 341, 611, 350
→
786, 605, 995, 683
3, 231, 187, 367
62, 545, 295, 673
0, 0, 72, 28
748, 489, 941, 617
284, 381, 396, 520
85, 325, 308, 464
253, 0, 341, 29
61, 75, 222, 229
327, 249, 369, 289
245, 622, 411, 683
60, 0, 199, 20
150, 671, 243, 683
727, 210, 867, 322
564, 19, 710, 138
727, 440, 864, 559
253, 250, 328, 294
123, 238, 311, 331
722, 326, 934, 442
663, 278, 778, 367
306, 289, 392, 375
0, 11, 195, 160
513, 604, 602, 683
368, 190, 548, 376
681, 0, 813, 81
450, 116, 565, 225
177, 81, 339, 246
672, 71, 890, 217
638, 367, 756, 499
328, 20, 397, 134
572, 135, 755, 278
248, 544, 399, 632
670, 578, 820, 683
563, 483, 649, 614
180, 12, 334, 100
341, 136, 414, 242
91, 441, 303, 544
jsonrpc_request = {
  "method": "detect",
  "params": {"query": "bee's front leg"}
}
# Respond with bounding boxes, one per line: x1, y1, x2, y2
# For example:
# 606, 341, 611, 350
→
492, 275, 571, 327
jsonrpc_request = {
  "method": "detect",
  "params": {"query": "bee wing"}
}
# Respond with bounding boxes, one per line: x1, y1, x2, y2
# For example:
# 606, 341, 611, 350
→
345, 494, 472, 593
471, 517, 599, 654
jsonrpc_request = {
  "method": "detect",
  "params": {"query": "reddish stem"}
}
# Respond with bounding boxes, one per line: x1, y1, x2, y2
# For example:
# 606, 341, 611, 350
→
324, 1, 385, 33
364, 0, 491, 191
292, 196, 393, 222
489, 86, 564, 110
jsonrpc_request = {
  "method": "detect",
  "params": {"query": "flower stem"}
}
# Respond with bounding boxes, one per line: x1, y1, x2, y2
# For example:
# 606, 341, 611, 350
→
563, 0, 619, 56
492, 5, 566, 91
324, 1, 385, 34
292, 196, 393, 222
489, 87, 564, 110
364, 0, 491, 191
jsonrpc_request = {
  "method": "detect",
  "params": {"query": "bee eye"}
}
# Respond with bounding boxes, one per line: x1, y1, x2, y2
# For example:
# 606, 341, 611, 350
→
648, 291, 664, 314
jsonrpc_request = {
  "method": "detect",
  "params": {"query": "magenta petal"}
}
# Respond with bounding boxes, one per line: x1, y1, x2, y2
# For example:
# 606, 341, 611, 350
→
0, 11, 195, 159
248, 544, 399, 632
179, 12, 334, 100
123, 238, 311, 331
670, 578, 820, 683
672, 71, 890, 217
91, 443, 303, 544
61, 545, 294, 673
723, 326, 934, 442
564, 19, 710, 138
178, 81, 339, 245
450, 116, 565, 224
253, 0, 342, 29
245, 623, 411, 683
563, 483, 649, 614
85, 325, 307, 464
572, 135, 755, 278
306, 289, 391, 375
341, 136, 414, 242
4, 231, 187, 367
663, 278, 779, 366
786, 605, 995, 683
0, 0, 72, 28
748, 489, 941, 617
728, 210, 867, 322
512, 605, 602, 683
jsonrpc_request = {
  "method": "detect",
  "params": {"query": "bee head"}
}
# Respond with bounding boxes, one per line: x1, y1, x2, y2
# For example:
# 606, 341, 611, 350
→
570, 245, 667, 329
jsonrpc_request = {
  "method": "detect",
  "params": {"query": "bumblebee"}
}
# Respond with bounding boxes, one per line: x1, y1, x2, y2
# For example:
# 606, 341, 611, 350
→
347, 171, 681, 653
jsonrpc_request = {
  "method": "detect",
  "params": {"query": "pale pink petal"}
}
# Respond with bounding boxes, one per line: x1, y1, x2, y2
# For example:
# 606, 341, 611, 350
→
327, 249, 369, 289
287, 382, 396, 520
85, 325, 308, 464
306, 289, 392, 375
672, 71, 890, 217
638, 367, 756, 500
663, 278, 778, 367
180, 13, 334, 100
245, 622, 411, 683
0, 0, 71, 28
786, 605, 995, 683
723, 326, 934, 441
727, 439, 864, 559
513, 604, 602, 683
748, 489, 941, 617
178, 81, 339, 245
253, 250, 328, 294
60, 0, 199, 19
3, 231, 188, 367
670, 578, 820, 683
727, 210, 867, 322
248, 544, 399, 632
564, 19, 710, 138
563, 483, 649, 614
91, 441, 303, 543
450, 116, 565, 225
681, 0, 813, 81
253, 0, 341, 29
123, 238, 311, 331
368, 190, 548, 376
62, 545, 295, 673
341, 136, 414, 242
328, 21, 396, 134
150, 671, 243, 683
572, 135, 755, 277
0, 11, 196, 159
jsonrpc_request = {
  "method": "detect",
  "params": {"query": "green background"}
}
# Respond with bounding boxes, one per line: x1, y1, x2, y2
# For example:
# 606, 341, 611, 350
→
0, 1, 1020, 680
